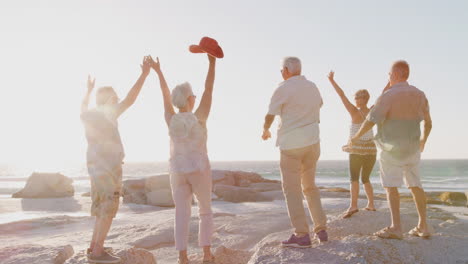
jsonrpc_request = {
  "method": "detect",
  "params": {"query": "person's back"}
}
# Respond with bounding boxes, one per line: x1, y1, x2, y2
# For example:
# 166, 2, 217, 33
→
370, 82, 429, 159
169, 112, 209, 175
81, 106, 125, 171
277, 76, 322, 134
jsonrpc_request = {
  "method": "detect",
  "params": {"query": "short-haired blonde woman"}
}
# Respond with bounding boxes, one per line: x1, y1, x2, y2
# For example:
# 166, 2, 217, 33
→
150, 55, 216, 264
328, 71, 378, 219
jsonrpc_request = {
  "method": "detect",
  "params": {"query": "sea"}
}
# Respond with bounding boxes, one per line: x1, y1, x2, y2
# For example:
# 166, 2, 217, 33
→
1, 160, 467, 196
0, 160, 467, 227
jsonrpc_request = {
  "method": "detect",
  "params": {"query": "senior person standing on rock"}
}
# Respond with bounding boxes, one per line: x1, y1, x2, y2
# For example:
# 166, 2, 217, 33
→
351, 60, 432, 239
149, 36, 222, 264
262, 56, 328, 247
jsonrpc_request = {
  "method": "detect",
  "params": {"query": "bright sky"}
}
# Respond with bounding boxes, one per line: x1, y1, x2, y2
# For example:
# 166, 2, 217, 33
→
0, 0, 467, 170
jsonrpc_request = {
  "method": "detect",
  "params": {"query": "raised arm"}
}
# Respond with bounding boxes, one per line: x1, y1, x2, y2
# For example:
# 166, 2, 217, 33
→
150, 56, 175, 125
327, 71, 359, 116
81, 75, 95, 114
116, 56, 151, 117
195, 54, 216, 122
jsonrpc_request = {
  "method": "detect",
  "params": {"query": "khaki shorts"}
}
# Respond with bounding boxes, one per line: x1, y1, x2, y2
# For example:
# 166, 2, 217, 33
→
88, 165, 122, 218
379, 150, 422, 188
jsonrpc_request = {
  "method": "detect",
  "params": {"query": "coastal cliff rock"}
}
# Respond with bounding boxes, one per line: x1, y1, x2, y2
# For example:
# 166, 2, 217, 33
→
12, 173, 74, 199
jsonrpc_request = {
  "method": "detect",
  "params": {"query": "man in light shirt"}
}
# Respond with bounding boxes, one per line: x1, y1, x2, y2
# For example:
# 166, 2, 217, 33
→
262, 56, 328, 248
351, 60, 432, 239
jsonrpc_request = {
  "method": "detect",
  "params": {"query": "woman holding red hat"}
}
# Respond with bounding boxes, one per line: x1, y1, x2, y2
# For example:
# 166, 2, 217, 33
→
149, 52, 217, 264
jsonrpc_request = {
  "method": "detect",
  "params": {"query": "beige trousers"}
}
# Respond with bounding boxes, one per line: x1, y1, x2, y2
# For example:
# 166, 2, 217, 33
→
280, 143, 327, 234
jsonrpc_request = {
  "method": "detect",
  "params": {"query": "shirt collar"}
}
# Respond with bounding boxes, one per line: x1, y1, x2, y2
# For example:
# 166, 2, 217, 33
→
280, 75, 306, 85
390, 81, 409, 89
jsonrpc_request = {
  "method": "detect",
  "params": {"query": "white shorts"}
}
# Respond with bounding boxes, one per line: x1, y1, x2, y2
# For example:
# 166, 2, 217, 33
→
379, 150, 422, 188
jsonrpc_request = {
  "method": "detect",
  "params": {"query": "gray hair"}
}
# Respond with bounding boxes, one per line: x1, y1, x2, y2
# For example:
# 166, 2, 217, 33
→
282, 57, 302, 75
171, 82, 194, 109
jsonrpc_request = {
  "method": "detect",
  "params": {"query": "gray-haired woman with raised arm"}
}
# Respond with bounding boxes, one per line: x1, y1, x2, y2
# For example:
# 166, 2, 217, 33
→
150, 55, 216, 264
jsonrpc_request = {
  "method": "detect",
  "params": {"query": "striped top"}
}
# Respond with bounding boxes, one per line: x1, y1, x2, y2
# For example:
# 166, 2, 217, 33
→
343, 122, 377, 155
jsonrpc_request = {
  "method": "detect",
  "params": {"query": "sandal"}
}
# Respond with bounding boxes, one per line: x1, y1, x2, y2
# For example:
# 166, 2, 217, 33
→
342, 209, 359, 219
409, 227, 431, 238
374, 227, 403, 239
364, 207, 376, 211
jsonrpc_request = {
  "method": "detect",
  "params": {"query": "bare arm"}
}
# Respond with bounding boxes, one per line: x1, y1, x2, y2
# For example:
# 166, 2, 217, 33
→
150, 56, 175, 125
262, 114, 275, 140
327, 71, 359, 117
195, 54, 216, 122
81, 75, 95, 113
420, 101, 432, 152
116, 56, 151, 117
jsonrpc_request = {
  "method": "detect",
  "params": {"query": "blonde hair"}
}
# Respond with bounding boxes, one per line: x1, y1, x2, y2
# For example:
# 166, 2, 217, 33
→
355, 89, 370, 103
171, 82, 194, 109
96, 86, 117, 105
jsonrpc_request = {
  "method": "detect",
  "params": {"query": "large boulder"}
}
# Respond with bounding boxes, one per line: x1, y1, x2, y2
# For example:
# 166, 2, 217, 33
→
12, 173, 74, 198
439, 192, 467, 207
0, 244, 74, 264
146, 190, 174, 207
145, 174, 171, 192
249, 182, 282, 192
214, 184, 272, 203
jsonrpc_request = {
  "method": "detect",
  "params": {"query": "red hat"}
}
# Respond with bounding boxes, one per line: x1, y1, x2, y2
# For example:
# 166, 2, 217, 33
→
189, 36, 224, 58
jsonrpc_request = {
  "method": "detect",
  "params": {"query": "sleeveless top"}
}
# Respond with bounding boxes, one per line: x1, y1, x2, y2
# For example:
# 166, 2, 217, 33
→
169, 112, 210, 175
343, 110, 377, 155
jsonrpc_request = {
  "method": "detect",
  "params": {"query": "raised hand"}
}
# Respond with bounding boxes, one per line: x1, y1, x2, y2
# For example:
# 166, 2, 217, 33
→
140, 55, 152, 76
328, 71, 335, 82
87, 75, 96, 93
149, 56, 161, 73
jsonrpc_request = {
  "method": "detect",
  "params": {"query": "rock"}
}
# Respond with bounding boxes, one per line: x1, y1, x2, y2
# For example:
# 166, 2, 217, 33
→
146, 190, 174, 207
0, 244, 74, 264
12, 173, 74, 198
116, 248, 157, 264
145, 174, 171, 192
439, 192, 467, 206
322, 187, 350, 193
261, 190, 285, 200
212, 170, 276, 188
123, 190, 147, 205
250, 182, 282, 192
231, 171, 264, 185
81, 192, 90, 197
65, 248, 156, 264
212, 170, 236, 186
123, 179, 146, 192
214, 184, 272, 203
